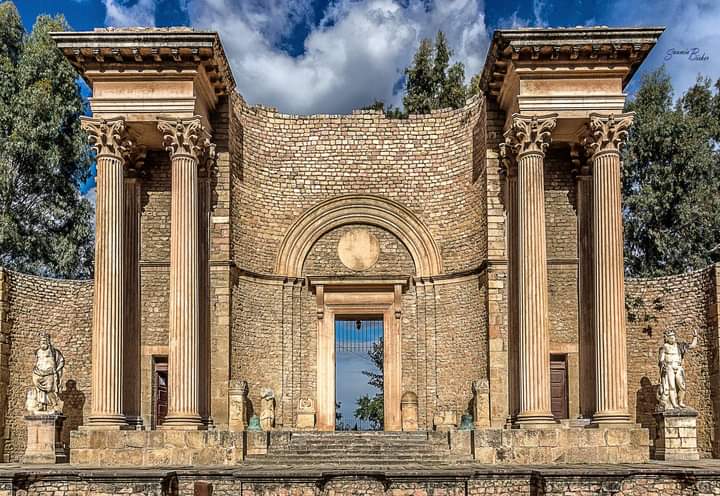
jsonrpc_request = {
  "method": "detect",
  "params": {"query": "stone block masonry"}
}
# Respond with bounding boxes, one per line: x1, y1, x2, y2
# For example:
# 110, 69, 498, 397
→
1, 466, 720, 495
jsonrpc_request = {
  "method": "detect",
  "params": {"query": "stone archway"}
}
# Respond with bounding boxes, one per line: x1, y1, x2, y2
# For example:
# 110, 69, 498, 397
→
275, 194, 443, 277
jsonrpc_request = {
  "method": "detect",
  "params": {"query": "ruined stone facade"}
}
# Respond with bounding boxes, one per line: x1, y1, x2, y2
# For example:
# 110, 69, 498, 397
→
2, 25, 720, 494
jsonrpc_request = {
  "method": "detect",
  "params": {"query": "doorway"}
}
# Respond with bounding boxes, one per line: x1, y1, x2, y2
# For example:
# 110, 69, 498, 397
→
335, 317, 384, 431
550, 354, 569, 419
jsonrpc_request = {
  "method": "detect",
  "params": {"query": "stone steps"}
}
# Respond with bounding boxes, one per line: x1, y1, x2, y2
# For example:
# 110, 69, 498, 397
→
244, 431, 471, 467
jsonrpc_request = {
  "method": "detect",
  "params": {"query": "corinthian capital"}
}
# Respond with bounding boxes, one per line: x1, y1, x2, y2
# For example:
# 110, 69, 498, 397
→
81, 117, 132, 161
503, 113, 558, 158
157, 117, 212, 161
583, 112, 634, 157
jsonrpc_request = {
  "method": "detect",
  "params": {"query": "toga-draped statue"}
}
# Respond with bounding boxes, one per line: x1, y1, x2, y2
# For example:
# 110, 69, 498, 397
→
26, 333, 65, 415
658, 328, 698, 411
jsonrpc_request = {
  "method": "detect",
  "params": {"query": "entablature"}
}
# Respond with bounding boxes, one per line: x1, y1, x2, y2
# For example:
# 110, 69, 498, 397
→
479, 26, 664, 141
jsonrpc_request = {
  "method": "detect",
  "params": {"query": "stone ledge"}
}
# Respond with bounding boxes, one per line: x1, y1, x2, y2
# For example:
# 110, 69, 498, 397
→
471, 425, 650, 464
69, 430, 245, 466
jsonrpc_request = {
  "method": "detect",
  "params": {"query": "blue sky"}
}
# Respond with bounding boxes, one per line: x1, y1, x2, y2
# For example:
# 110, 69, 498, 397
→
16, 0, 720, 116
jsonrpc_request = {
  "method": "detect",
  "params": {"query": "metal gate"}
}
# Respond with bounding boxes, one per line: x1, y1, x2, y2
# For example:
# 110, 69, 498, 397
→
335, 317, 384, 430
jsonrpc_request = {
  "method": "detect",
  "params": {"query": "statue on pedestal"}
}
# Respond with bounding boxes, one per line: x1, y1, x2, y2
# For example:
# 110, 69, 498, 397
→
23, 333, 67, 464
657, 328, 698, 411
26, 333, 65, 415
260, 388, 275, 431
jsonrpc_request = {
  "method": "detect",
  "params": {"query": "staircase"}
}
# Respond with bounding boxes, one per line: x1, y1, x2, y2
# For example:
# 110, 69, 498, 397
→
243, 431, 473, 469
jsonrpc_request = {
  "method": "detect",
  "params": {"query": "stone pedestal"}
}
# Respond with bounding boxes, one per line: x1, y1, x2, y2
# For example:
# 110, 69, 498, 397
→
653, 408, 699, 461
246, 431, 269, 456
22, 414, 67, 464
296, 398, 316, 430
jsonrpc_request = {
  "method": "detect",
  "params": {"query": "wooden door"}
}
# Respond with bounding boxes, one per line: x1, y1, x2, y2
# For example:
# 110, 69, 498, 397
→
154, 360, 168, 427
550, 355, 568, 419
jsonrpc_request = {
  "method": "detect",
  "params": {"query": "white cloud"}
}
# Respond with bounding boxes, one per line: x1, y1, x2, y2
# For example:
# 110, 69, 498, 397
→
103, 0, 157, 27
606, 0, 720, 97
186, 0, 489, 114
532, 0, 549, 28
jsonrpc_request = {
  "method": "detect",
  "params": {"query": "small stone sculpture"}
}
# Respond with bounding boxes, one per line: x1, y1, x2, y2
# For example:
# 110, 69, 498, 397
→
296, 398, 316, 430
433, 410, 457, 432
657, 328, 698, 411
26, 333, 65, 415
228, 380, 250, 431
260, 388, 275, 431
471, 379, 490, 428
401, 391, 418, 431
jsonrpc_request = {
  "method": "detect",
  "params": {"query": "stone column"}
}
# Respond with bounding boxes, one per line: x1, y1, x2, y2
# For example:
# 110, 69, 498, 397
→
584, 112, 634, 424
158, 117, 212, 429
81, 117, 132, 427
123, 155, 144, 427
503, 113, 557, 426
499, 148, 519, 422
573, 147, 596, 420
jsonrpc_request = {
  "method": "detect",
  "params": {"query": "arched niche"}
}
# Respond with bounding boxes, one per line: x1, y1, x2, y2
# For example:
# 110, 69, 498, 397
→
275, 194, 443, 277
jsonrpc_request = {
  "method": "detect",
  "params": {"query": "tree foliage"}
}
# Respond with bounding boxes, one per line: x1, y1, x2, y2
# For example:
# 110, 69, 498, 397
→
367, 31, 468, 118
0, 1, 93, 278
354, 338, 384, 430
622, 67, 720, 276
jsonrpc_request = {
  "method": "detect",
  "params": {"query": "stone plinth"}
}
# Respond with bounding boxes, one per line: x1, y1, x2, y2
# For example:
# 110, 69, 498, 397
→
70, 429, 244, 466
472, 425, 650, 464
22, 414, 67, 464
653, 408, 699, 461
246, 431, 269, 456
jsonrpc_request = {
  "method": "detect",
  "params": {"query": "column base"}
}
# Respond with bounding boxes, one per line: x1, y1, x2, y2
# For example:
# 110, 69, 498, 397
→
513, 412, 557, 428
590, 411, 631, 426
84, 414, 131, 429
160, 415, 207, 430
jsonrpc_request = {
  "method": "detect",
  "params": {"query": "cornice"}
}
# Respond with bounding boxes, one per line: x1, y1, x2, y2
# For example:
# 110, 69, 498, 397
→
480, 26, 665, 96
49, 29, 235, 97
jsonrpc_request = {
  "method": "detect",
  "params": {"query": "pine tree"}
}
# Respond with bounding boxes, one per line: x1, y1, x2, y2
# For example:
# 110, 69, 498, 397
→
622, 67, 720, 276
432, 31, 449, 105
440, 62, 467, 109
0, 2, 93, 278
403, 38, 434, 115
402, 32, 467, 115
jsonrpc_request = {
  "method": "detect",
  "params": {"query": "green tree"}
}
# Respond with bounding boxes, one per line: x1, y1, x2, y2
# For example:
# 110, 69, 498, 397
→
403, 38, 434, 114
368, 31, 468, 117
354, 338, 384, 430
0, 2, 93, 278
622, 67, 720, 276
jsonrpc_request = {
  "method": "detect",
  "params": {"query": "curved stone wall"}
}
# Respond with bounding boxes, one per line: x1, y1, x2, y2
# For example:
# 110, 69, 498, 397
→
230, 94, 487, 276
0, 269, 93, 462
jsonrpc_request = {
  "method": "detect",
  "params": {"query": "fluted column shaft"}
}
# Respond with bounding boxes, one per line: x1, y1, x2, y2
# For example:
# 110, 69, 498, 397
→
167, 154, 201, 426
503, 113, 557, 426
158, 117, 211, 429
585, 112, 634, 424
576, 164, 596, 419
516, 150, 554, 423
503, 162, 520, 421
82, 118, 131, 427
591, 150, 629, 422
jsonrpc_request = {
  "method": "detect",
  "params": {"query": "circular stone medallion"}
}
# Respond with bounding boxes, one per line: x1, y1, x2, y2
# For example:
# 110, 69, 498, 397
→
337, 228, 380, 271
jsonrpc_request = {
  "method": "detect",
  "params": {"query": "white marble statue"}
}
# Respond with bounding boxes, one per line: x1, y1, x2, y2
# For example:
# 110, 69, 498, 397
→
658, 328, 698, 411
26, 333, 65, 415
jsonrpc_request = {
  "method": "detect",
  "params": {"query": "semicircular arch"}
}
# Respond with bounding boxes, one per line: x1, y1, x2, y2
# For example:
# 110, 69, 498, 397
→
275, 194, 443, 277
